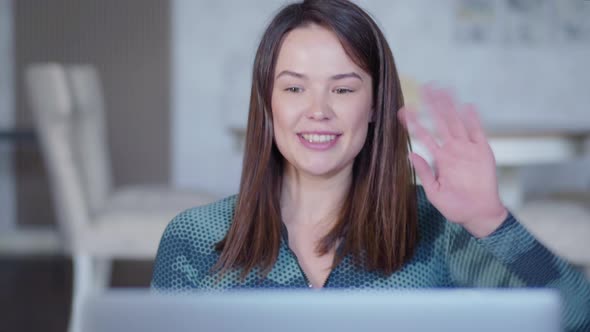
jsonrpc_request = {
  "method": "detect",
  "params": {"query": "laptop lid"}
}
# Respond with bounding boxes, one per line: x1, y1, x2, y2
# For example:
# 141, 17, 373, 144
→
82, 289, 562, 332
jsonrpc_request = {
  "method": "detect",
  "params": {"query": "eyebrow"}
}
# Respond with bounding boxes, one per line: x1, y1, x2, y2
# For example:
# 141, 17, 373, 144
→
275, 70, 363, 82
331, 72, 363, 81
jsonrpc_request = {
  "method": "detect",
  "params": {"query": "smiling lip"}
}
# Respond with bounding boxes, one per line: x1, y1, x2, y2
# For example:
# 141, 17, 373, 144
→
297, 132, 342, 151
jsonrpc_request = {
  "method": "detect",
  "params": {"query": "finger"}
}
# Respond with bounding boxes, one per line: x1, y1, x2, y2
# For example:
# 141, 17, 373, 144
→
460, 103, 487, 143
433, 88, 468, 140
421, 84, 451, 142
398, 107, 440, 156
408, 152, 438, 194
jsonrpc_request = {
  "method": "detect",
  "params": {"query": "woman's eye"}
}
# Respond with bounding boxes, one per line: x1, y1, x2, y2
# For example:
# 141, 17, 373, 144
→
285, 87, 303, 93
334, 88, 354, 94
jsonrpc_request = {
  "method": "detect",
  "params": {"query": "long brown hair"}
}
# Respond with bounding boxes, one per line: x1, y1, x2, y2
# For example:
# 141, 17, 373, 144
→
214, 0, 417, 279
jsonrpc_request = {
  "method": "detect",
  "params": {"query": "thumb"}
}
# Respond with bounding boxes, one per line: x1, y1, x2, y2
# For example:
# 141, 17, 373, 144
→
409, 152, 438, 194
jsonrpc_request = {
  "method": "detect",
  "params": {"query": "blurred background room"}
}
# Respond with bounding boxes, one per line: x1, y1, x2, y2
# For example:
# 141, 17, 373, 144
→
0, 0, 589, 331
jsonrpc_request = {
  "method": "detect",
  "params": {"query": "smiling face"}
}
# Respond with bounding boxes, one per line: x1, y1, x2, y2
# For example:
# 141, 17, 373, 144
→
271, 23, 374, 179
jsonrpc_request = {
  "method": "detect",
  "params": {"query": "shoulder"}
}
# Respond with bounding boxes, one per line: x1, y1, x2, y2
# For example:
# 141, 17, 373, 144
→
152, 195, 237, 290
414, 185, 470, 253
159, 194, 238, 254
414, 185, 455, 243
415, 185, 444, 225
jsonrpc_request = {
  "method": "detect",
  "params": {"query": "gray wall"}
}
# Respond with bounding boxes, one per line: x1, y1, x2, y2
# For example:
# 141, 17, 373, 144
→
0, 0, 15, 230
171, 0, 282, 196
172, 0, 590, 197
14, 0, 171, 225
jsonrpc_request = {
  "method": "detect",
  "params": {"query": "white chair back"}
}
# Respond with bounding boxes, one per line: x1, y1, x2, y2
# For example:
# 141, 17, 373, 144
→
66, 65, 114, 215
25, 63, 91, 251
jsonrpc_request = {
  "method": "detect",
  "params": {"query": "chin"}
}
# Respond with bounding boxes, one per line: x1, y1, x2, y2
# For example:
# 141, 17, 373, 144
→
297, 160, 349, 178
302, 168, 337, 178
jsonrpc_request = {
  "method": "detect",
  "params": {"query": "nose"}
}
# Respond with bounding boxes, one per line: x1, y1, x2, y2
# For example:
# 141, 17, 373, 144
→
305, 92, 333, 121
308, 110, 328, 120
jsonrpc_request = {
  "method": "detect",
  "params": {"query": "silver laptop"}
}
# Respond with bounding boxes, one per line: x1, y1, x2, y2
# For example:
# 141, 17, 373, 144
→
81, 289, 562, 332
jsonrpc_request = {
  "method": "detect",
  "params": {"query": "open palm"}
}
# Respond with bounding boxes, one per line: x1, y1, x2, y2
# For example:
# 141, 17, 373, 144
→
398, 85, 508, 238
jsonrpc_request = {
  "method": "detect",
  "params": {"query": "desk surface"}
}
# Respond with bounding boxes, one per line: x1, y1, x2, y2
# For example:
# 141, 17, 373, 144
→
412, 135, 584, 166
417, 114, 590, 138
407, 116, 590, 166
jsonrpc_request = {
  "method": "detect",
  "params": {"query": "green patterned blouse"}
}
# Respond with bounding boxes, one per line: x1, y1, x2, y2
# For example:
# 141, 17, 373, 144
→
151, 187, 590, 332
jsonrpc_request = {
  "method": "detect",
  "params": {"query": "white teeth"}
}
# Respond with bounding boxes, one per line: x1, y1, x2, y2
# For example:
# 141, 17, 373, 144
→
301, 134, 337, 143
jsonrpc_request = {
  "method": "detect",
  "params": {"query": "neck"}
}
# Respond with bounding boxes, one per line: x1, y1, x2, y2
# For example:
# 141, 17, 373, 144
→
280, 163, 352, 228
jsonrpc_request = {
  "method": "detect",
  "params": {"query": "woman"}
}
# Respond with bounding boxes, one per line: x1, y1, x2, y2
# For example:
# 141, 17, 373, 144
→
152, 0, 589, 329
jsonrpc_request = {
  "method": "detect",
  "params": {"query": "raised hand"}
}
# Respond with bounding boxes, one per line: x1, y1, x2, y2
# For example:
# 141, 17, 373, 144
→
398, 85, 508, 238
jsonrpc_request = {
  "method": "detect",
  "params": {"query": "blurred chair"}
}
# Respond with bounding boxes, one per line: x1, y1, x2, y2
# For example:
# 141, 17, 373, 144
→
25, 63, 216, 332
515, 139, 590, 280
